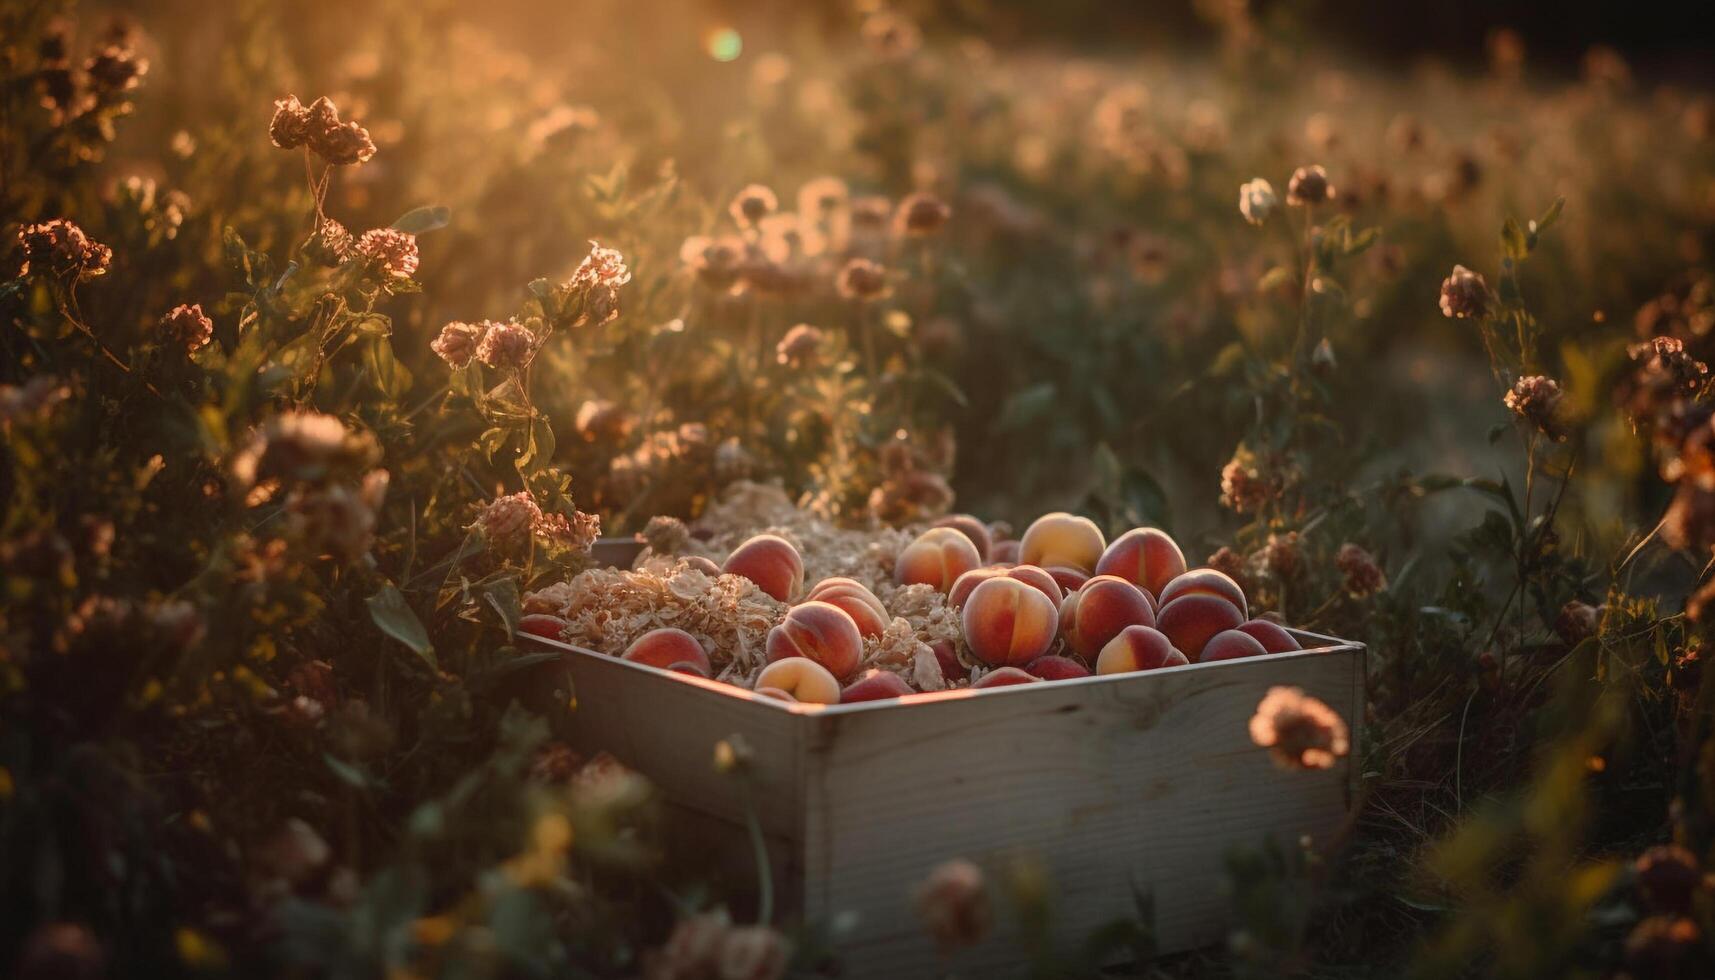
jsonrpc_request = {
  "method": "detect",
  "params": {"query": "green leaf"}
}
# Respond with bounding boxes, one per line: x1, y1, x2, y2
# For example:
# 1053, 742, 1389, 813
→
1256, 266, 1294, 293
1344, 226, 1380, 256
366, 584, 435, 668
481, 577, 523, 639
390, 205, 451, 235
1535, 196, 1565, 232
478, 426, 512, 463
995, 382, 1056, 432
1501, 217, 1529, 261
365, 337, 412, 400
325, 754, 370, 790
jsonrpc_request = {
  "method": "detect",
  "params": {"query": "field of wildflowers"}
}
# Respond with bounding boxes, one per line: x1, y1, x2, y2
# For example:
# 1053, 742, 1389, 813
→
3, 0, 1715, 976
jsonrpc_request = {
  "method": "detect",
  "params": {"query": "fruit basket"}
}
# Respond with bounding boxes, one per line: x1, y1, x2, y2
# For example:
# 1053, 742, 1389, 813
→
525, 535, 1365, 975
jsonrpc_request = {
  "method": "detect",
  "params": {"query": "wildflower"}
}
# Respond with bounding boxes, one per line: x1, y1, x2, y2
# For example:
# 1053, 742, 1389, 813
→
287, 469, 389, 562
914, 858, 992, 951
1238, 178, 1277, 225
430, 321, 487, 369
475, 319, 535, 371
894, 191, 951, 237
1551, 599, 1601, 646
775, 324, 825, 367
17, 218, 111, 281
1262, 531, 1304, 583
1501, 376, 1567, 441
1335, 543, 1387, 597
797, 176, 849, 218
836, 257, 891, 301
315, 121, 377, 166
1248, 686, 1350, 769
574, 399, 633, 442
535, 510, 601, 555
84, 43, 147, 97
304, 218, 353, 266
474, 491, 543, 555
868, 470, 954, 525
269, 95, 313, 149
351, 228, 418, 279
1631, 336, 1709, 394
1635, 845, 1702, 913
680, 235, 746, 290
1219, 445, 1277, 514
728, 184, 778, 228
1438, 264, 1490, 319
850, 195, 893, 233
1207, 547, 1253, 596
159, 303, 213, 354
1286, 165, 1334, 206
230, 412, 379, 489
717, 926, 790, 980
563, 239, 631, 325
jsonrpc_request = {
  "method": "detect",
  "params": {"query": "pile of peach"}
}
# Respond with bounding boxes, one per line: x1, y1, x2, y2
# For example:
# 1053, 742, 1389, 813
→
532, 512, 1303, 706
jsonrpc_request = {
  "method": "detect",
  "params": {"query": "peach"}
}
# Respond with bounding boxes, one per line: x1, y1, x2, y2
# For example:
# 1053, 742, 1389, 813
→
1158, 568, 1249, 619
518, 614, 570, 640
947, 567, 1005, 609
1058, 575, 1156, 658
1155, 593, 1245, 662
1026, 655, 1092, 680
930, 639, 968, 682
1199, 629, 1269, 663
622, 628, 713, 675
804, 577, 891, 637
1019, 512, 1106, 573
951, 565, 1064, 610
1095, 625, 1188, 674
755, 686, 798, 703
667, 660, 711, 678
1236, 619, 1302, 653
894, 526, 982, 593
1004, 564, 1064, 606
932, 513, 993, 562
971, 666, 1040, 689
841, 669, 915, 703
765, 601, 863, 680
723, 534, 805, 602
1094, 528, 1187, 598
682, 555, 722, 576
1044, 565, 1090, 594
959, 576, 1059, 668
755, 656, 840, 704
991, 539, 1021, 563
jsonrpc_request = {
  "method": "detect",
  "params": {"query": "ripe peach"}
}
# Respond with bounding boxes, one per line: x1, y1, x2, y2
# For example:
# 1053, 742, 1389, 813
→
1155, 594, 1245, 662
755, 656, 841, 704
947, 567, 1004, 609
1236, 619, 1302, 653
1158, 568, 1249, 619
971, 666, 1040, 689
766, 601, 863, 680
804, 577, 891, 637
1058, 575, 1156, 659
1094, 528, 1188, 598
894, 526, 982, 593
722, 534, 804, 602
1044, 565, 1090, 594
1095, 625, 1188, 674
1200, 629, 1269, 663
930, 639, 968, 682
932, 513, 993, 561
1004, 564, 1065, 607
960, 576, 1059, 668
683, 555, 722, 576
622, 628, 713, 675
991, 539, 1021, 563
667, 660, 711, 678
755, 686, 798, 703
1019, 512, 1106, 573
841, 669, 915, 703
1026, 655, 1092, 680
518, 614, 570, 640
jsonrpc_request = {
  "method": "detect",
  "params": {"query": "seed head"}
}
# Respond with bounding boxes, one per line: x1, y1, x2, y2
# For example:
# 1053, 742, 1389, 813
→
475, 320, 535, 372
1439, 264, 1490, 319
1286, 165, 1334, 205
160, 303, 213, 354
430, 321, 487, 369
836, 257, 891, 301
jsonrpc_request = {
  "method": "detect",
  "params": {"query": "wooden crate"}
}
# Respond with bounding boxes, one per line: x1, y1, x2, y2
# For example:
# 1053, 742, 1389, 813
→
532, 540, 1366, 974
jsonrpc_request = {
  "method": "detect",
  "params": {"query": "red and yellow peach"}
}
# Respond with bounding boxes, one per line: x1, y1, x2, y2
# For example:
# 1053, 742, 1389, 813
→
1019, 512, 1106, 573
765, 600, 864, 680
1094, 528, 1188, 599
1058, 575, 1156, 659
755, 657, 840, 704
1156, 593, 1246, 662
1095, 625, 1188, 674
1158, 568, 1249, 619
991, 539, 1021, 563
1026, 655, 1093, 680
895, 526, 982, 593
1044, 565, 1091, 594
622, 628, 713, 675
960, 576, 1059, 668
1199, 629, 1269, 663
804, 576, 891, 637
948, 564, 1063, 610
932, 513, 993, 562
971, 666, 1040, 689
841, 669, 915, 703
1236, 619, 1301, 653
518, 614, 570, 640
723, 534, 805, 602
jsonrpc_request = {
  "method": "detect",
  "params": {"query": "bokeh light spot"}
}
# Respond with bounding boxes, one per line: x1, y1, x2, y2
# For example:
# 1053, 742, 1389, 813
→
706, 27, 743, 62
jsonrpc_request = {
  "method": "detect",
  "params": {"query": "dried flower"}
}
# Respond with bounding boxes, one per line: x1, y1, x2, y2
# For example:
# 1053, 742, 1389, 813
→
894, 192, 951, 237
351, 228, 418, 280
315, 121, 376, 166
641, 516, 692, 556
775, 324, 825, 368
914, 859, 992, 950
288, 469, 389, 562
230, 412, 379, 490
836, 257, 891, 301
304, 218, 353, 266
1239, 178, 1277, 225
1336, 543, 1387, 597
84, 43, 147, 96
269, 95, 313, 149
1635, 845, 1702, 913
536, 510, 601, 556
563, 239, 632, 325
574, 399, 633, 442
474, 492, 543, 556
1207, 547, 1253, 596
797, 176, 850, 218
1262, 531, 1304, 582
1286, 165, 1334, 205
430, 321, 486, 369
160, 303, 213, 354
1249, 686, 1350, 769
475, 319, 535, 371
1503, 375, 1567, 440
729, 184, 778, 228
681, 235, 746, 291
1439, 264, 1490, 319
17, 219, 111, 281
